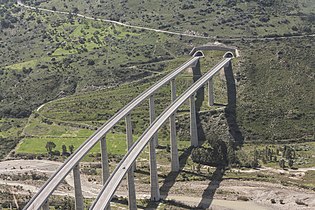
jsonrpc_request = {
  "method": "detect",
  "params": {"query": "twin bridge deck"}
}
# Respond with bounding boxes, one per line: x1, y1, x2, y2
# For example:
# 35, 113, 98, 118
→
23, 50, 235, 210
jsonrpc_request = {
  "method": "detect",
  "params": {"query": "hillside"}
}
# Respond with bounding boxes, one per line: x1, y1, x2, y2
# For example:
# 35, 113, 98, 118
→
27, 37, 315, 143
0, 0, 315, 209
0, 0, 314, 155
23, 0, 315, 37
1, 0, 314, 116
0, 0, 314, 146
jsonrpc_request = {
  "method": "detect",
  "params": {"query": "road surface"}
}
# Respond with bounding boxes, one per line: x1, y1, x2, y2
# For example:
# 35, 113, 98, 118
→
23, 56, 200, 210
90, 57, 232, 209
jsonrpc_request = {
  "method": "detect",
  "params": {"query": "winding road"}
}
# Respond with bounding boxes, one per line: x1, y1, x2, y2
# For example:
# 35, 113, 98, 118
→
17, 0, 209, 39
17, 0, 315, 41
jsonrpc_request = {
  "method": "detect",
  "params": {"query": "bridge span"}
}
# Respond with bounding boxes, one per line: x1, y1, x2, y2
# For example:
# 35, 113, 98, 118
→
23, 49, 235, 210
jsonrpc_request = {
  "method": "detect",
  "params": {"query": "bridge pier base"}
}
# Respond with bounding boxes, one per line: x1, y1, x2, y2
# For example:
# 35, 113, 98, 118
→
170, 113, 179, 172
100, 137, 111, 210
208, 78, 214, 106
190, 94, 198, 147
125, 114, 137, 210
149, 96, 160, 201
41, 199, 49, 210
126, 170, 137, 209
73, 164, 84, 210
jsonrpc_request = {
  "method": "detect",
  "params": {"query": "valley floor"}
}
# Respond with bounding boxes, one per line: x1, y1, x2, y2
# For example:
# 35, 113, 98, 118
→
0, 160, 314, 209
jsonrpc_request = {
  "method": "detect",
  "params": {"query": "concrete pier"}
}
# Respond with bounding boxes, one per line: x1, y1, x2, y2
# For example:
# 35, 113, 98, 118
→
149, 95, 158, 147
148, 96, 160, 201
73, 164, 84, 210
100, 136, 110, 184
171, 79, 176, 101
170, 113, 179, 172
208, 78, 214, 106
170, 79, 179, 172
190, 94, 198, 147
126, 114, 136, 171
125, 114, 137, 210
100, 137, 111, 210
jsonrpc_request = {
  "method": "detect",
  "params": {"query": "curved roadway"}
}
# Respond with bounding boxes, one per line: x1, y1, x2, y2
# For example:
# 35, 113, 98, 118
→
90, 57, 232, 209
17, 0, 315, 41
23, 56, 200, 210
16, 0, 209, 39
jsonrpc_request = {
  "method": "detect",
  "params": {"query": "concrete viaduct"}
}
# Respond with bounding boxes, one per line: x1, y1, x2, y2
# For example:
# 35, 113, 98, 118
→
23, 45, 237, 210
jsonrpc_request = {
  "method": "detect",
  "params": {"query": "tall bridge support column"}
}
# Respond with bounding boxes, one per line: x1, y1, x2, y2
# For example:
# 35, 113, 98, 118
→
73, 164, 84, 210
171, 79, 176, 101
101, 136, 110, 184
100, 136, 111, 210
41, 199, 49, 210
126, 115, 136, 171
170, 79, 179, 172
148, 96, 160, 201
208, 78, 214, 106
190, 94, 198, 147
149, 95, 158, 147
125, 114, 137, 210
170, 113, 179, 172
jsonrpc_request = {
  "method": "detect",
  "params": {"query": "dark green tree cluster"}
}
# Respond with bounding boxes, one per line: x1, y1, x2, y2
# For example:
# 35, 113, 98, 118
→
45, 142, 74, 157
191, 136, 236, 167
0, 1, 19, 29
234, 149, 260, 168
279, 145, 296, 169
53, 196, 75, 210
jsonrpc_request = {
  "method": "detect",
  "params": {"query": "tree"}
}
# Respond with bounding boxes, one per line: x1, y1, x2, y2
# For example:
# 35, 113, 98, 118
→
196, 163, 201, 173
62, 144, 67, 155
279, 159, 285, 169
69, 145, 74, 154
45, 141, 56, 155
288, 158, 294, 169
87, 59, 95, 65
72, 7, 79, 14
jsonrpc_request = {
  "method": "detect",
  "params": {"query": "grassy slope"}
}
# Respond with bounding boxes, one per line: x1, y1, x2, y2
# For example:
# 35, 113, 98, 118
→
0, 6, 188, 118
236, 37, 315, 142
32, 37, 314, 143
0, 0, 314, 160
0, 2, 314, 208
29, 0, 315, 37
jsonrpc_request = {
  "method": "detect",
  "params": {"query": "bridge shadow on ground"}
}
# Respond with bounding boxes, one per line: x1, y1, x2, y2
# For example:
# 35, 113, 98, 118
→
224, 62, 244, 146
142, 163, 225, 209
139, 61, 241, 209
196, 166, 225, 209
145, 147, 193, 209
193, 61, 206, 145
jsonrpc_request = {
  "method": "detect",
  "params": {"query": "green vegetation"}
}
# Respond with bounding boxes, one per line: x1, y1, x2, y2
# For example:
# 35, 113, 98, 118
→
238, 142, 315, 168
0, 0, 314, 207
0, 118, 26, 159
0, 5, 185, 118
0, 0, 313, 143
237, 38, 314, 142
17, 133, 129, 155
27, 0, 314, 37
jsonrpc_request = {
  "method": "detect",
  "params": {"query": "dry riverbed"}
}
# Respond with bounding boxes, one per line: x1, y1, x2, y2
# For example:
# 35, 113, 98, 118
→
0, 160, 314, 209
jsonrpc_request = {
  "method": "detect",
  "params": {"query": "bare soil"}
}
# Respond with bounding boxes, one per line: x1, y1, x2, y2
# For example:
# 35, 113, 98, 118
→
0, 160, 314, 209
